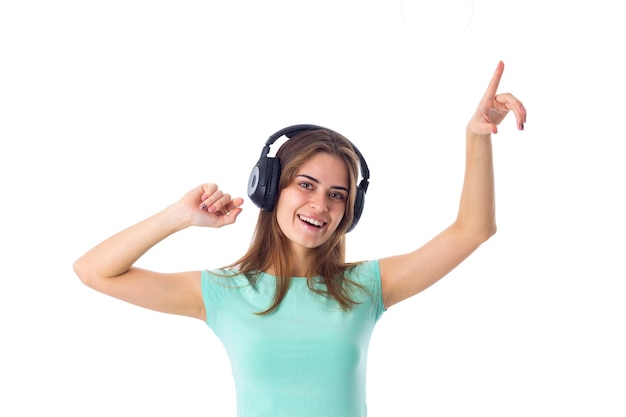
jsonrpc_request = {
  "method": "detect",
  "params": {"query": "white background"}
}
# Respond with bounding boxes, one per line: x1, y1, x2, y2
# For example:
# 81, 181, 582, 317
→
1, 0, 624, 415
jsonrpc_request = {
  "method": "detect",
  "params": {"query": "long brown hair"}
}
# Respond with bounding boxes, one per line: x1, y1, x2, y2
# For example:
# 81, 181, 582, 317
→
228, 128, 367, 314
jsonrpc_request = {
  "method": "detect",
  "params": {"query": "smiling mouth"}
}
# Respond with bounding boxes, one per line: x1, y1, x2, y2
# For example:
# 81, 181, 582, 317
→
298, 214, 326, 228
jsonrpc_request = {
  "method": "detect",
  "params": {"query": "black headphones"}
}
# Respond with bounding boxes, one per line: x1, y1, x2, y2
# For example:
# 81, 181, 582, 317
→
247, 124, 370, 232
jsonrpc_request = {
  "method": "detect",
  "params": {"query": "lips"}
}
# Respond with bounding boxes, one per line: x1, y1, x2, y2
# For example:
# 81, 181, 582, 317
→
298, 214, 326, 228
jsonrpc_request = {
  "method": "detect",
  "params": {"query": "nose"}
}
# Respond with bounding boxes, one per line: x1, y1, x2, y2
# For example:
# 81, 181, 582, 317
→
308, 191, 328, 212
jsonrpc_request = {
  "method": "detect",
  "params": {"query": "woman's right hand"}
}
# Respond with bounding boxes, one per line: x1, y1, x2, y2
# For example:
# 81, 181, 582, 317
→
179, 183, 244, 228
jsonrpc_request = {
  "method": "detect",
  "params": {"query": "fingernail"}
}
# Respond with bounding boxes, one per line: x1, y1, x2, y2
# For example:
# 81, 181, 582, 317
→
208, 205, 216, 213
520, 123, 524, 130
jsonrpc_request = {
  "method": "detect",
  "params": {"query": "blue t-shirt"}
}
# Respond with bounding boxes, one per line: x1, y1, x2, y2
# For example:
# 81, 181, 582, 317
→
201, 260, 385, 417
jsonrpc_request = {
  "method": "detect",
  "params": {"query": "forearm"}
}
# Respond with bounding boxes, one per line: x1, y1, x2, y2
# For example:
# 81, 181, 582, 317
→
73, 203, 190, 282
455, 127, 497, 241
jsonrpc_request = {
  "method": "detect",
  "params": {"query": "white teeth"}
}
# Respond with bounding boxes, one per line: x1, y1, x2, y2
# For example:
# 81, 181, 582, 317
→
299, 215, 324, 227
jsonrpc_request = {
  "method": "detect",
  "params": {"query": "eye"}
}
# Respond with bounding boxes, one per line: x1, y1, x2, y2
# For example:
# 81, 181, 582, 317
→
329, 191, 346, 200
299, 182, 314, 190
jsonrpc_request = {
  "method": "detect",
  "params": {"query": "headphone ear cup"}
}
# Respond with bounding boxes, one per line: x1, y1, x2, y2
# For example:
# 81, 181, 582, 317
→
247, 162, 263, 208
263, 157, 281, 211
247, 156, 281, 211
348, 186, 365, 232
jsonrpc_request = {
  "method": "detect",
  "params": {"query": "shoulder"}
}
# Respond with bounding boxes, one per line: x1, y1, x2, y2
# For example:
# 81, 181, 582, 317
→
200, 269, 254, 327
201, 269, 252, 295
345, 260, 386, 313
202, 268, 244, 283
345, 260, 381, 289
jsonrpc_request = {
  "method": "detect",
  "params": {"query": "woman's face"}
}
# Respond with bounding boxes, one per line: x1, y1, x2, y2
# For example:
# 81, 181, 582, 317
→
276, 152, 349, 254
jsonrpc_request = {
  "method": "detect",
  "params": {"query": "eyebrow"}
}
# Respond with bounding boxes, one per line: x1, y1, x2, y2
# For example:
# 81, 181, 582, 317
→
297, 174, 349, 193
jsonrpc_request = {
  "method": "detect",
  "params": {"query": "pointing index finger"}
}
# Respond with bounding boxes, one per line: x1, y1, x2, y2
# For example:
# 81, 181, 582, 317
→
482, 61, 505, 100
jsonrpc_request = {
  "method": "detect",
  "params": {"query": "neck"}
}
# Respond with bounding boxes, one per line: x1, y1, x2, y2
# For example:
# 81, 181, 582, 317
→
292, 244, 317, 276
266, 245, 315, 278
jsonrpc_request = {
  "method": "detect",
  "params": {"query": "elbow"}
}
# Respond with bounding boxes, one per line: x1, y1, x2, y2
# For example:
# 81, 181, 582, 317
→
455, 216, 497, 245
461, 221, 497, 247
73, 256, 127, 293
486, 218, 497, 238
479, 223, 498, 245
73, 257, 97, 289
479, 221, 497, 244
73, 258, 88, 285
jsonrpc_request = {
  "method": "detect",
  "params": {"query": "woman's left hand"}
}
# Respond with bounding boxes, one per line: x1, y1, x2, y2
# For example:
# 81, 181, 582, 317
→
467, 61, 527, 136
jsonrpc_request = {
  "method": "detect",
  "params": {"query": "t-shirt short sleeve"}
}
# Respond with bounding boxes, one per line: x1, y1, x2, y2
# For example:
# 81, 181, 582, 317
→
345, 259, 386, 321
201, 269, 244, 328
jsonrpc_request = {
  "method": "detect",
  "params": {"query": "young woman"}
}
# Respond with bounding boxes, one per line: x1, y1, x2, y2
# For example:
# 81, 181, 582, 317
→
74, 61, 526, 416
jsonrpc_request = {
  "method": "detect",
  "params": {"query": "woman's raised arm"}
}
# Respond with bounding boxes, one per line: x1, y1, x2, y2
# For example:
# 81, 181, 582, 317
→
73, 184, 244, 320
379, 61, 527, 308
